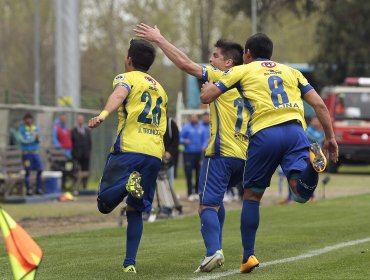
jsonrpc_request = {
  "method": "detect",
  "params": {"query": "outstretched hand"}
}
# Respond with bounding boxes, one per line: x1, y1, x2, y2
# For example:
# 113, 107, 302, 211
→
322, 137, 339, 163
133, 23, 162, 43
88, 116, 104, 129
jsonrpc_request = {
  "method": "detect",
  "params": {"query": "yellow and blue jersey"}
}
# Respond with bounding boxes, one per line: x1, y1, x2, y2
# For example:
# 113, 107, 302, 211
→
19, 124, 41, 152
200, 65, 249, 160
112, 71, 168, 159
215, 59, 313, 137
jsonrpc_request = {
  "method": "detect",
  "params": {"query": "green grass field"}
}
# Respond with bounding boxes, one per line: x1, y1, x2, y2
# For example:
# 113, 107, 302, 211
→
1, 193, 370, 279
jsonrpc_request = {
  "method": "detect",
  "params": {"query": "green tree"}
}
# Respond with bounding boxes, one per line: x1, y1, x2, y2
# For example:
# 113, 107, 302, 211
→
0, 0, 55, 105
313, 0, 370, 85
225, 0, 318, 32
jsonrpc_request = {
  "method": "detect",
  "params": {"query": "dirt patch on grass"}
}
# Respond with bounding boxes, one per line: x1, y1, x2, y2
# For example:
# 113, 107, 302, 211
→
4, 178, 370, 238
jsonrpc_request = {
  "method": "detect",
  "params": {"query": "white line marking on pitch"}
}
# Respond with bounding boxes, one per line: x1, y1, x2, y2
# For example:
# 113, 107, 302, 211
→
192, 237, 370, 280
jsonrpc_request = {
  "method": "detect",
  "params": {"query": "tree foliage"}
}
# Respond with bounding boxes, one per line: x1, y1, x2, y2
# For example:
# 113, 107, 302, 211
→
313, 0, 370, 85
225, 0, 318, 32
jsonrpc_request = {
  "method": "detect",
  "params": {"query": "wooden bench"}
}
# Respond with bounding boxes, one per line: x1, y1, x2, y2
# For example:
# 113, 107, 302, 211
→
0, 147, 24, 197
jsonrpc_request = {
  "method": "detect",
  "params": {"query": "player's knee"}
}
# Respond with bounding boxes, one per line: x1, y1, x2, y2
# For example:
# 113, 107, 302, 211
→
243, 188, 264, 201
97, 198, 113, 214
199, 205, 219, 215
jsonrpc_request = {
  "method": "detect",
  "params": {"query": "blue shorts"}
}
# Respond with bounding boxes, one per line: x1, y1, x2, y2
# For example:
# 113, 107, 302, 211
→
244, 121, 310, 191
99, 152, 161, 212
199, 156, 245, 206
22, 153, 43, 171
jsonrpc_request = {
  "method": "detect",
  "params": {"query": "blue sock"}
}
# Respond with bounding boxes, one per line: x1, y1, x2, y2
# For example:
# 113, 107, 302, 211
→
292, 163, 319, 201
123, 210, 143, 267
36, 170, 42, 191
241, 200, 260, 263
217, 204, 225, 248
200, 208, 221, 256
300, 162, 319, 187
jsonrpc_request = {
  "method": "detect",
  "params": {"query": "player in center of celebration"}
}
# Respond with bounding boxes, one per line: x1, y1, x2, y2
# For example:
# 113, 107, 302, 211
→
89, 39, 168, 274
201, 33, 338, 273
134, 23, 249, 273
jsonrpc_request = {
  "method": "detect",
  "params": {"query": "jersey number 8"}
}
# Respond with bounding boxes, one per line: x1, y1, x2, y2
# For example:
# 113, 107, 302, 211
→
268, 76, 289, 106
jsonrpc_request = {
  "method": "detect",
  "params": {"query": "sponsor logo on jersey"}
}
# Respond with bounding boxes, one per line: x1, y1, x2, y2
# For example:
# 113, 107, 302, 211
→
234, 133, 248, 142
261, 62, 276, 68
274, 102, 300, 109
264, 69, 282, 76
145, 76, 157, 85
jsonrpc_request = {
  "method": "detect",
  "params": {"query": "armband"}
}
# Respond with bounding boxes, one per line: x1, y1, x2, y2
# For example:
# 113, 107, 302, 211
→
98, 110, 109, 120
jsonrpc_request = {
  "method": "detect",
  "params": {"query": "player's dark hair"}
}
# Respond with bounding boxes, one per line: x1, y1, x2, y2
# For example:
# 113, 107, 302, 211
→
23, 113, 33, 120
215, 39, 243, 66
244, 33, 273, 59
128, 39, 156, 71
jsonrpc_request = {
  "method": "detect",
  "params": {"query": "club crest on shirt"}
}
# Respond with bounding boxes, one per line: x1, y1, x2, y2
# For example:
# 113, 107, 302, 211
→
261, 62, 276, 68
115, 74, 124, 80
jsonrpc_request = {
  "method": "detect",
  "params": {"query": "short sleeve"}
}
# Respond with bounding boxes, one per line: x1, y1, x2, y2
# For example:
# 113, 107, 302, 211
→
293, 69, 313, 95
200, 65, 223, 82
112, 74, 132, 93
215, 65, 245, 93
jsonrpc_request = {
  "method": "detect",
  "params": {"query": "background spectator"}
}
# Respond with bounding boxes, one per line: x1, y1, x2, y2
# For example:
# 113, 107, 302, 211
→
19, 113, 43, 196
53, 113, 72, 157
163, 116, 179, 187
9, 120, 20, 147
180, 114, 206, 201
72, 114, 92, 189
200, 112, 210, 151
307, 116, 325, 146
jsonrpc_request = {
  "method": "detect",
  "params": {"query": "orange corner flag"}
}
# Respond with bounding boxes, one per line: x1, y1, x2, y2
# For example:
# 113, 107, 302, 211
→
0, 207, 43, 280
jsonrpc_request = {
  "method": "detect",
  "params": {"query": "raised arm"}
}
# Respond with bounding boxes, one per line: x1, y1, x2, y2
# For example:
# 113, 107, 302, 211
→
88, 86, 128, 129
200, 81, 222, 104
134, 23, 202, 78
304, 89, 338, 162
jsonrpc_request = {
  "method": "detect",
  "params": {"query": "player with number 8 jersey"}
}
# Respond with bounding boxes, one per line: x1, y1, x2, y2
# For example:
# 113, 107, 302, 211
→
112, 71, 167, 159
214, 59, 310, 137
201, 33, 338, 273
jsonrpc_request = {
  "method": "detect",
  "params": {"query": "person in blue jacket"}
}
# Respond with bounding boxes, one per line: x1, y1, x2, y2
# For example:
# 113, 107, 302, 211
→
180, 114, 207, 201
19, 113, 43, 195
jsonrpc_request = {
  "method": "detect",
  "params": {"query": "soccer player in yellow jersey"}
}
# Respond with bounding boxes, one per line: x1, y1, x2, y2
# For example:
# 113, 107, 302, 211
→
88, 39, 168, 274
201, 33, 339, 273
134, 23, 249, 272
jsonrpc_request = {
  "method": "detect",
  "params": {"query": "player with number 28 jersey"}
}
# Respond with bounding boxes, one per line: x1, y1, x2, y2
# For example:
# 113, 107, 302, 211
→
112, 71, 168, 159
88, 39, 168, 273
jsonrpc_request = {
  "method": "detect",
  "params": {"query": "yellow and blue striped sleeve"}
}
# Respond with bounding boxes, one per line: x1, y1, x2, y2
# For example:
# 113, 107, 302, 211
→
112, 74, 132, 93
200, 65, 223, 82
215, 65, 245, 93
292, 69, 313, 95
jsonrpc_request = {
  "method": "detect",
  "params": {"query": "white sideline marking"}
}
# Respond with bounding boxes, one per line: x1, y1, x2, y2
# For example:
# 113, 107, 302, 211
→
192, 237, 370, 280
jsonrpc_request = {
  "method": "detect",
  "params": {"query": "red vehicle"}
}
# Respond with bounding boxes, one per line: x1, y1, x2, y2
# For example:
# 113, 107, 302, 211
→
322, 77, 370, 172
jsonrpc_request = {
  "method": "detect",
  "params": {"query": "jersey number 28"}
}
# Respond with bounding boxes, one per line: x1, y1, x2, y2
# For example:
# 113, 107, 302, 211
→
137, 91, 163, 126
